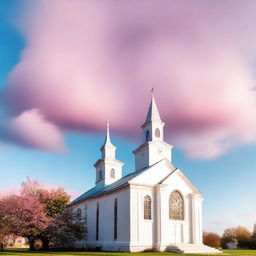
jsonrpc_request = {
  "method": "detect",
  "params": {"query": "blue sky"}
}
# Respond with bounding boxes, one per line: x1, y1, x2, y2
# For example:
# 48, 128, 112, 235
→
1, 0, 256, 235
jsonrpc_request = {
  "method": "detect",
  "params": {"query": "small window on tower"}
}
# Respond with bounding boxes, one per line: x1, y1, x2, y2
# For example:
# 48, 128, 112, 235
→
110, 168, 115, 178
146, 130, 150, 141
99, 170, 103, 180
155, 128, 160, 138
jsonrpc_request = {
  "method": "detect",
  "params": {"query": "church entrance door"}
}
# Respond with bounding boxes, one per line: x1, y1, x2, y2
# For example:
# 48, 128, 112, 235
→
175, 224, 182, 243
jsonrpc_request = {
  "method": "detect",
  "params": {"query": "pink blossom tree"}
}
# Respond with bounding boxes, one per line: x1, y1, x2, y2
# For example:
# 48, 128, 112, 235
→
0, 178, 86, 250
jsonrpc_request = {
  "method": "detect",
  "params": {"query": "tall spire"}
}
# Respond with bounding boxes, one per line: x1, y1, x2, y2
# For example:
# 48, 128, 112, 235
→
102, 121, 114, 148
100, 121, 116, 159
145, 89, 162, 124
95, 121, 124, 187
103, 121, 114, 147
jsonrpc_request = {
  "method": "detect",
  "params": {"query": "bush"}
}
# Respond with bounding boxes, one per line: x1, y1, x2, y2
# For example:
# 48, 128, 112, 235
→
203, 232, 221, 248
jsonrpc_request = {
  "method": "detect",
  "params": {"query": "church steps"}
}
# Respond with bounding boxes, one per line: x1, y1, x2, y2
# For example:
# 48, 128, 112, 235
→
166, 243, 222, 254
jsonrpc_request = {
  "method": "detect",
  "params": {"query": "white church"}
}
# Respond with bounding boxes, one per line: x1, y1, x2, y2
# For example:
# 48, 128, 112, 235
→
71, 95, 220, 254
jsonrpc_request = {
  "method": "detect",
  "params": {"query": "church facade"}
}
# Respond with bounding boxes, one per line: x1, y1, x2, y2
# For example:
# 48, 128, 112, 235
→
71, 96, 220, 253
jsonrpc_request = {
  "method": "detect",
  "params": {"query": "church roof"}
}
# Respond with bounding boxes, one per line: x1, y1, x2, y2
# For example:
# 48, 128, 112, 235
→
133, 140, 172, 154
94, 158, 124, 168
71, 158, 203, 205
71, 160, 163, 205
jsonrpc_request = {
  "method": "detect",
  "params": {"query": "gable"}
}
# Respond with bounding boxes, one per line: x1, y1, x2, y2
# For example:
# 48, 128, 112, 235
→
129, 158, 176, 186
161, 168, 204, 198
128, 158, 203, 199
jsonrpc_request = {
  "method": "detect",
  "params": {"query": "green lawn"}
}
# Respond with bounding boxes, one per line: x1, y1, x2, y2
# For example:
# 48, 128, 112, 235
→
0, 249, 255, 256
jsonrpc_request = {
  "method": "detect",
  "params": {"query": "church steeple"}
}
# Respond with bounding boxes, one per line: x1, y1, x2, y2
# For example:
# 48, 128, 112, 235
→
145, 94, 162, 124
133, 91, 173, 171
94, 122, 124, 187
141, 92, 165, 143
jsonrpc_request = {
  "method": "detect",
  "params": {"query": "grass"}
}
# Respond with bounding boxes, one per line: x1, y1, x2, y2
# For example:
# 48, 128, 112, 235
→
0, 249, 255, 256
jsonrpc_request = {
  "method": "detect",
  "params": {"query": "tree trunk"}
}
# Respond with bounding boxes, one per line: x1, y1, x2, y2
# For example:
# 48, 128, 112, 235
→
28, 238, 35, 251
0, 243, 4, 251
42, 238, 49, 250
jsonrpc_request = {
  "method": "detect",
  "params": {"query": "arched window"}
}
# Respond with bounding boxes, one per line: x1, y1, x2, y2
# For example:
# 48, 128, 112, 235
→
144, 195, 152, 220
96, 203, 99, 240
146, 130, 150, 141
155, 128, 160, 138
77, 208, 82, 220
110, 168, 115, 178
169, 190, 184, 220
99, 170, 103, 180
114, 198, 118, 239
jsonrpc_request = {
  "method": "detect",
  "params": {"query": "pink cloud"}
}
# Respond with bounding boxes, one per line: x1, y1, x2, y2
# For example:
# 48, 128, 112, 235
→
3, 0, 256, 158
242, 212, 256, 218
0, 109, 65, 153
211, 220, 229, 225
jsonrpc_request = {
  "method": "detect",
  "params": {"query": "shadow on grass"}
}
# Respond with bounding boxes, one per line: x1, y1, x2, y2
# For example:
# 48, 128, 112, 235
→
0, 249, 178, 256
1, 249, 256, 256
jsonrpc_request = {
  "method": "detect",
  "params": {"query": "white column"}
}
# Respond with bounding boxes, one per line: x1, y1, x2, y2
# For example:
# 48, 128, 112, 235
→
154, 185, 161, 249
190, 193, 196, 243
197, 197, 203, 244
155, 184, 167, 251
137, 191, 141, 243
190, 193, 204, 244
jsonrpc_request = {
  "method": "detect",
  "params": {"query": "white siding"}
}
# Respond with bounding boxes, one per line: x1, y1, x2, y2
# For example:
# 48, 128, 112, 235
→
74, 187, 130, 251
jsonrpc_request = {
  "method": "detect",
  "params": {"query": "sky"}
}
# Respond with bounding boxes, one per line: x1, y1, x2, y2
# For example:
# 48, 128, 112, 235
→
0, 0, 256, 235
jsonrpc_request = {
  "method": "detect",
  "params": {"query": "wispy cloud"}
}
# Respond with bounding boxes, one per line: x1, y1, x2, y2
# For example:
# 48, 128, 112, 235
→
0, 109, 65, 153
2, 0, 256, 158
241, 212, 256, 218
211, 220, 229, 225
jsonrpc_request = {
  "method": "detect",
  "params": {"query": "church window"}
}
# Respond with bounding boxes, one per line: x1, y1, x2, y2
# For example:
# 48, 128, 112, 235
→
110, 168, 115, 178
96, 203, 99, 240
85, 204, 88, 240
114, 198, 118, 239
155, 128, 160, 138
169, 190, 184, 220
77, 208, 82, 220
144, 195, 152, 220
146, 130, 150, 141
84, 205, 88, 223
99, 170, 103, 181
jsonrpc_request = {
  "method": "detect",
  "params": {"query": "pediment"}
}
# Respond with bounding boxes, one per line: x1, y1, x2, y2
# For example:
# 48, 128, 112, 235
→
128, 158, 203, 199
161, 168, 204, 198
129, 158, 176, 186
